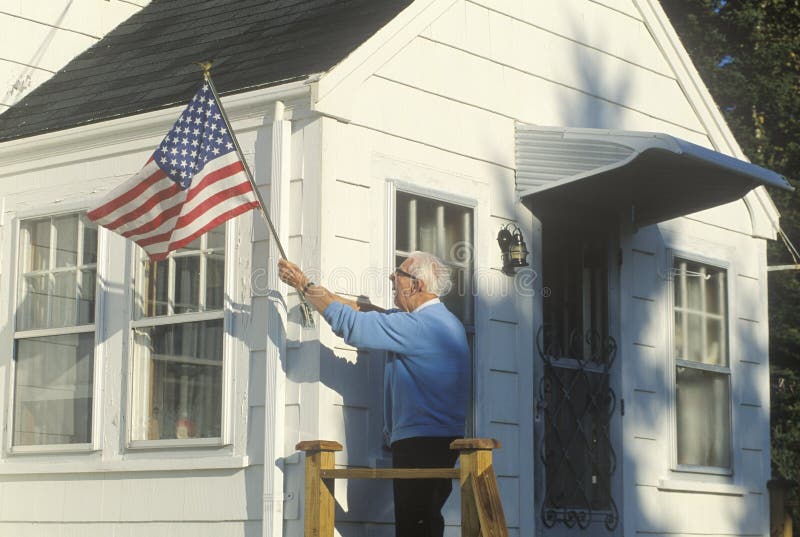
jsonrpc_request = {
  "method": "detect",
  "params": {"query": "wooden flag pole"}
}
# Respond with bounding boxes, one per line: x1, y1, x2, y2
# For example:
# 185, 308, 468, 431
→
199, 63, 315, 327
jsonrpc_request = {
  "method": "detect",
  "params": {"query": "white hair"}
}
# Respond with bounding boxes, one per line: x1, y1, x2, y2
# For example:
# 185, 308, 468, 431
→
406, 251, 452, 296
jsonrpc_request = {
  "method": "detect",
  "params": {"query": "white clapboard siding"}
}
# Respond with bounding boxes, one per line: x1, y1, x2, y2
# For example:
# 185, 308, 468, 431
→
467, 0, 663, 72
0, 521, 260, 537
0, 470, 261, 522
409, 5, 702, 130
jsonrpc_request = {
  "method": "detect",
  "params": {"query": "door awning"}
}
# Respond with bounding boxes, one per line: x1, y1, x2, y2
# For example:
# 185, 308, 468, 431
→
516, 125, 793, 227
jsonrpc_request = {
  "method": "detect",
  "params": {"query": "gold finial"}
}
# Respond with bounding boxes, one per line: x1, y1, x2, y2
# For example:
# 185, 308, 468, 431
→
195, 60, 213, 77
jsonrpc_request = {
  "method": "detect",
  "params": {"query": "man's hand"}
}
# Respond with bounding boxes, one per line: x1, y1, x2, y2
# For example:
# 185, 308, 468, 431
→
276, 259, 385, 314
278, 258, 308, 292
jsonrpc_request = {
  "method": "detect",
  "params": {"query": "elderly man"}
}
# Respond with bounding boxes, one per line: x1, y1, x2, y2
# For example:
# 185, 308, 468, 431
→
278, 251, 470, 537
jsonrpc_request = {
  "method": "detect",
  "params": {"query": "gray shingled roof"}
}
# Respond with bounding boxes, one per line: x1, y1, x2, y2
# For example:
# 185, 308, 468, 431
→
0, 0, 413, 143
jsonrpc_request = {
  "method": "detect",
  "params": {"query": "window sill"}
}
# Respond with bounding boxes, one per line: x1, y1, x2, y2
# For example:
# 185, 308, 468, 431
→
127, 437, 225, 450
9, 443, 95, 455
0, 455, 249, 475
657, 478, 745, 496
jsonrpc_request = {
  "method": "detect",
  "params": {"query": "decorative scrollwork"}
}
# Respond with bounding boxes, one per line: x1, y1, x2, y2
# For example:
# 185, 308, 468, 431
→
537, 324, 619, 532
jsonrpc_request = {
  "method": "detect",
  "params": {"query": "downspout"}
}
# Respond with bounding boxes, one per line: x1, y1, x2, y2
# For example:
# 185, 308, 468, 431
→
263, 100, 291, 537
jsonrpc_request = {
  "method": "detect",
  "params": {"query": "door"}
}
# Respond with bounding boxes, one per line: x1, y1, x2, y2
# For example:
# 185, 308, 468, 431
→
533, 216, 622, 536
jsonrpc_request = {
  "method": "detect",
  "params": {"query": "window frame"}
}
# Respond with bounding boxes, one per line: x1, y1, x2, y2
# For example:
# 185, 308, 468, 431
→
387, 179, 478, 433
666, 249, 734, 476
125, 220, 237, 450
6, 207, 107, 455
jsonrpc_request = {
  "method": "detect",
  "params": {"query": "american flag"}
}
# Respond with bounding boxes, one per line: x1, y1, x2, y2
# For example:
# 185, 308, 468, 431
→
88, 81, 259, 260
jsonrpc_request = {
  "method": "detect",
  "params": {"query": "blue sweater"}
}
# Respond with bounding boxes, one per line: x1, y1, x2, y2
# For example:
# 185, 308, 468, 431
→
322, 300, 470, 445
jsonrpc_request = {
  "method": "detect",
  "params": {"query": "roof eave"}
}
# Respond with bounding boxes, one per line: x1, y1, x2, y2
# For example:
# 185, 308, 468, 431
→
0, 76, 317, 177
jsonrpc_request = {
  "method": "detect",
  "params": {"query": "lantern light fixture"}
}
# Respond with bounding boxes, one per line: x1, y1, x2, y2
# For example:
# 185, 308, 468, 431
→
497, 223, 530, 274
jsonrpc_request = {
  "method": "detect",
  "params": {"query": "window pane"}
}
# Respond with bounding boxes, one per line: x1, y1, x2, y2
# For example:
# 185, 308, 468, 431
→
178, 237, 201, 253
82, 218, 98, 265
52, 272, 77, 328
54, 214, 78, 268
13, 333, 94, 446
676, 367, 731, 468
18, 275, 49, 331
415, 197, 438, 255
542, 229, 609, 361
674, 311, 684, 358
686, 269, 702, 310
443, 204, 469, 261
23, 218, 50, 272
206, 254, 225, 310
705, 318, 726, 366
686, 312, 703, 362
174, 256, 200, 314
78, 269, 96, 325
396, 192, 413, 253
207, 227, 225, 250
132, 319, 223, 441
140, 260, 168, 317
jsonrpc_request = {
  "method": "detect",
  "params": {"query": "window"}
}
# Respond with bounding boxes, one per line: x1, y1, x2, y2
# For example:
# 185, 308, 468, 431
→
12, 213, 98, 447
673, 258, 731, 469
130, 227, 227, 444
395, 191, 473, 326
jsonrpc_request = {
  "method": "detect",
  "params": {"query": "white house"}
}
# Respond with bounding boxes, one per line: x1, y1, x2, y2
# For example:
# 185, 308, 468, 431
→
0, 1, 792, 536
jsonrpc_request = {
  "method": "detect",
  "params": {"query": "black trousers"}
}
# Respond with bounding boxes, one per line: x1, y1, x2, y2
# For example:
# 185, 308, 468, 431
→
391, 436, 460, 537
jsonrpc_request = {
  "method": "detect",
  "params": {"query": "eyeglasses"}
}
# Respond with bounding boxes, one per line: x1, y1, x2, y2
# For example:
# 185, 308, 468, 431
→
391, 268, 417, 280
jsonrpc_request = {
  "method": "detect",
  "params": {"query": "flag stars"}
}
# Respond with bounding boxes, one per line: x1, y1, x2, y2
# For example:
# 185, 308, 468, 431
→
154, 82, 239, 186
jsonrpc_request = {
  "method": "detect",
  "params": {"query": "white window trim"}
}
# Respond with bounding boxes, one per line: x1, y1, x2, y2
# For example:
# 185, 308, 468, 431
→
665, 248, 735, 477
5, 207, 108, 455
124, 219, 237, 451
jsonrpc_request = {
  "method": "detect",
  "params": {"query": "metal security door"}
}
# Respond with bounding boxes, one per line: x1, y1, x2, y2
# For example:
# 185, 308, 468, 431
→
534, 224, 621, 536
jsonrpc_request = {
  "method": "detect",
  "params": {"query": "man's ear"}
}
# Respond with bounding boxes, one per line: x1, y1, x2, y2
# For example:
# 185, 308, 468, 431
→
413, 279, 424, 293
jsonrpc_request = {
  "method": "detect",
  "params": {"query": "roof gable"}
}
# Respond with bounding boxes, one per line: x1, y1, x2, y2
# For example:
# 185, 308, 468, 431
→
0, 0, 412, 142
